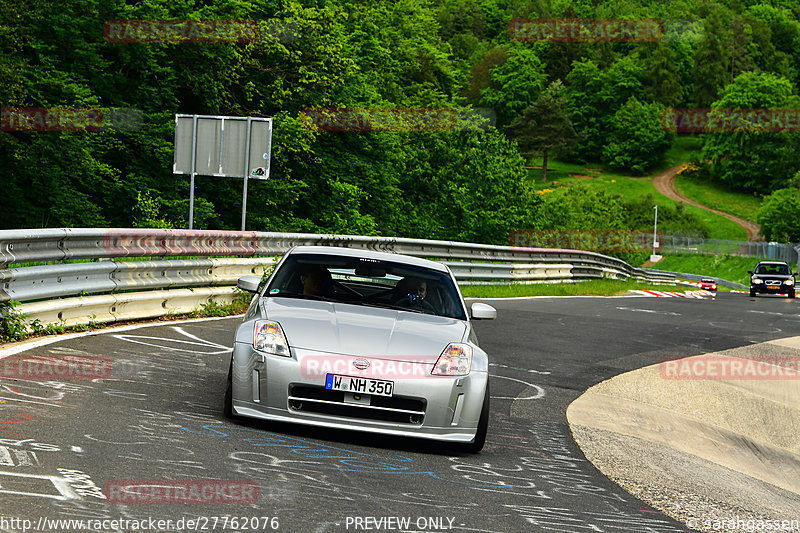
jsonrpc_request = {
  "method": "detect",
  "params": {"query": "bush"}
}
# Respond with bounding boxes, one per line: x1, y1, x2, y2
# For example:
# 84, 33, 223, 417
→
757, 188, 800, 242
0, 301, 29, 341
602, 98, 673, 174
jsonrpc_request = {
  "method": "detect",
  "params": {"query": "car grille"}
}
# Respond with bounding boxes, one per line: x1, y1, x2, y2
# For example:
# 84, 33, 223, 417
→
287, 385, 426, 425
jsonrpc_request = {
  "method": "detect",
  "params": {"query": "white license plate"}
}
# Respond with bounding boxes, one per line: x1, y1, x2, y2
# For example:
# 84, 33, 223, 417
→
325, 374, 394, 397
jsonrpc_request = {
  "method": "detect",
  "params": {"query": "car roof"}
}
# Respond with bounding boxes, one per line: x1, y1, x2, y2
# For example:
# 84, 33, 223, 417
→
286, 246, 449, 272
755, 261, 790, 266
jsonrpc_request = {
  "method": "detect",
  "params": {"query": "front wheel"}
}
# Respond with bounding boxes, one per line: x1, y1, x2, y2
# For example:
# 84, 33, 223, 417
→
750, 289, 756, 297
460, 382, 489, 454
789, 290, 796, 299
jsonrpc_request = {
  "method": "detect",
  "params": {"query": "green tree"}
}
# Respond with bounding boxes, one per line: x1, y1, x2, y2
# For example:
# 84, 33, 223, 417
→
479, 44, 547, 127
746, 3, 800, 83
132, 190, 175, 229
505, 80, 576, 182
757, 188, 800, 242
728, 15, 757, 83
603, 97, 673, 174
462, 47, 507, 105
693, 9, 731, 106
639, 43, 683, 107
565, 56, 646, 162
392, 130, 543, 245
701, 71, 800, 193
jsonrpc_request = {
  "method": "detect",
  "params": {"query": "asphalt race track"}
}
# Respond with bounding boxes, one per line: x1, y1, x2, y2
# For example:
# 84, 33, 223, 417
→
1, 292, 797, 533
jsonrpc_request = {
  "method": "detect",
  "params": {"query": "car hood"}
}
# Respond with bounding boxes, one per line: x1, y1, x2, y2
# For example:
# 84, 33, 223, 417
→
263, 298, 468, 361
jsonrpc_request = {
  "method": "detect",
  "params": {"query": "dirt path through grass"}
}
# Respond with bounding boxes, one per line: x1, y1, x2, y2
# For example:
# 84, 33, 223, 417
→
652, 164, 763, 241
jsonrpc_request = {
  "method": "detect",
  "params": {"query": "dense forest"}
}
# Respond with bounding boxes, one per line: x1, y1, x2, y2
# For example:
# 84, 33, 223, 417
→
3, 0, 800, 243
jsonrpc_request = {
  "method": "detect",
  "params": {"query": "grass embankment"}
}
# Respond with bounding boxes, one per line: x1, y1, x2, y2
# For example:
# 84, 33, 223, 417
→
665, 135, 763, 223
647, 254, 770, 286
526, 158, 747, 241
460, 279, 681, 298
675, 174, 763, 222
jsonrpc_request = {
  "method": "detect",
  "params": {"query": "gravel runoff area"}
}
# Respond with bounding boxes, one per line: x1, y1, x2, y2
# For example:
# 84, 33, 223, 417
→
567, 337, 800, 532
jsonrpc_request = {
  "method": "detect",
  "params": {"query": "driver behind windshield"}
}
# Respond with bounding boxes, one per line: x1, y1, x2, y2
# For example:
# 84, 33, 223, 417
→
757, 265, 789, 275
300, 266, 333, 296
395, 276, 427, 302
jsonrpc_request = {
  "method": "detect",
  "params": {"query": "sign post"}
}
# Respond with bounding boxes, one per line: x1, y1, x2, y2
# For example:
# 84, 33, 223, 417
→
650, 205, 661, 263
173, 115, 273, 230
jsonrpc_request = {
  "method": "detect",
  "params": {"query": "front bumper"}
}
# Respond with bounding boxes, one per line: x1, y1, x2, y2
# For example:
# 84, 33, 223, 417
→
229, 343, 488, 443
751, 282, 793, 294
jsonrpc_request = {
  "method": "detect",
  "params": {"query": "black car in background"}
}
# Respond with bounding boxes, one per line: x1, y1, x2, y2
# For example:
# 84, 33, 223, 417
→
748, 261, 796, 298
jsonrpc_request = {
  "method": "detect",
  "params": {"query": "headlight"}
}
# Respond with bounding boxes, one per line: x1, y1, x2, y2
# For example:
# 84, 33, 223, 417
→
432, 343, 472, 376
785, 279, 794, 286
253, 321, 290, 357
752, 278, 763, 284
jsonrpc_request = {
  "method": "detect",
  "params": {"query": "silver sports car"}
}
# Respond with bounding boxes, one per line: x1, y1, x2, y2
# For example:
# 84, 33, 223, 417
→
224, 246, 496, 452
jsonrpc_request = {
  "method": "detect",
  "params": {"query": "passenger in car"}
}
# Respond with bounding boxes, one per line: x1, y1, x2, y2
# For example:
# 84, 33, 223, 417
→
301, 266, 333, 296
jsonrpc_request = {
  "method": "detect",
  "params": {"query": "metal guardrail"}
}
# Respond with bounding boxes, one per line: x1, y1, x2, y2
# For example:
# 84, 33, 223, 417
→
0, 228, 636, 269
0, 229, 674, 328
643, 269, 748, 290
631, 268, 676, 284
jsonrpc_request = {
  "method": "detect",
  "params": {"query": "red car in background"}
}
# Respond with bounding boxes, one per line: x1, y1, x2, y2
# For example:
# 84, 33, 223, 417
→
699, 278, 717, 291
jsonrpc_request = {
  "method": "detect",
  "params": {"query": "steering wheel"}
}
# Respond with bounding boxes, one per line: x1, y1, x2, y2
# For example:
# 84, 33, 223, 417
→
393, 294, 436, 314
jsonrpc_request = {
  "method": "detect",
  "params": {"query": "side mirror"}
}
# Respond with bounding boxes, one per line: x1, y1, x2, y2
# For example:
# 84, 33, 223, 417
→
237, 275, 262, 293
747, 271, 753, 275
470, 302, 496, 320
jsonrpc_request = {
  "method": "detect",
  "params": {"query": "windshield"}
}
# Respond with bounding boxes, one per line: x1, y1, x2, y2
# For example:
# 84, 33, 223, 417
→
265, 253, 467, 320
755, 264, 790, 275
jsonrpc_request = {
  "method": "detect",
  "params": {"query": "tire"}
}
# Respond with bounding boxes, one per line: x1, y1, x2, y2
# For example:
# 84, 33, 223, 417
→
750, 289, 756, 297
460, 382, 489, 454
789, 290, 796, 299
223, 359, 235, 419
